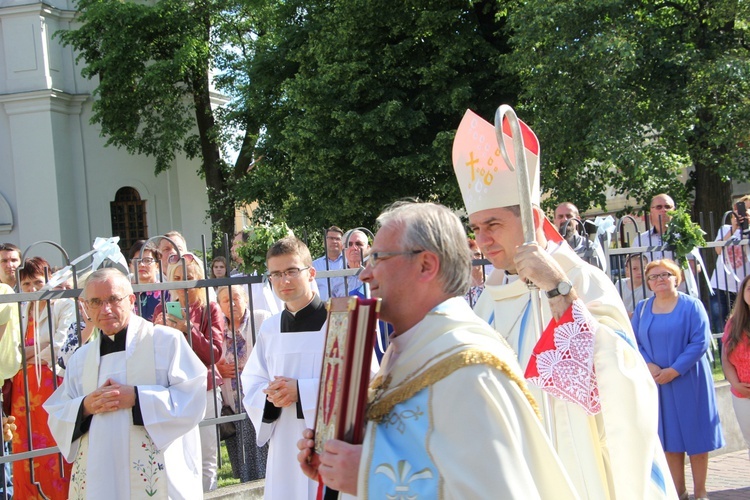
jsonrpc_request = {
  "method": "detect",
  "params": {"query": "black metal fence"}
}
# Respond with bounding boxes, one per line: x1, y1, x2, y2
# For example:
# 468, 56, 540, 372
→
0, 213, 744, 495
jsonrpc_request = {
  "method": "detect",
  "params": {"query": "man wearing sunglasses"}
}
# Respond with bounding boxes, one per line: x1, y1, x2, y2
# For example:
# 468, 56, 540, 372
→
629, 193, 677, 260
157, 230, 188, 272
241, 237, 327, 500
629, 193, 701, 295
45, 267, 207, 499
343, 229, 370, 295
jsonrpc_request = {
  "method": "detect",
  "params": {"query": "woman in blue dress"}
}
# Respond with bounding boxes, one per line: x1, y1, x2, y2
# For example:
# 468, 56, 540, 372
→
632, 258, 724, 500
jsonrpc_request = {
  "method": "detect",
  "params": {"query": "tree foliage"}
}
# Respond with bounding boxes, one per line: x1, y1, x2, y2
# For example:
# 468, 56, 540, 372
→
507, 0, 750, 220
59, 0, 252, 253
234, 0, 519, 232
61, 0, 749, 246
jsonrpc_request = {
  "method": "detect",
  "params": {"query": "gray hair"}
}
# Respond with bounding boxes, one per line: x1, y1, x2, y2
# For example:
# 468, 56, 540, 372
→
83, 267, 133, 298
216, 285, 248, 303
377, 201, 471, 297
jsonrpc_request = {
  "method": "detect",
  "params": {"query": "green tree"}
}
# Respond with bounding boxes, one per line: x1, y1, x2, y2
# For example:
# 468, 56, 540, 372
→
236, 0, 520, 231
59, 0, 256, 254
508, 0, 750, 221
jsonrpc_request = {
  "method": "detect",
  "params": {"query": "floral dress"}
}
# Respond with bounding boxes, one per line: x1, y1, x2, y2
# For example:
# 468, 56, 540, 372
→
11, 313, 72, 499
134, 290, 163, 322
57, 321, 86, 371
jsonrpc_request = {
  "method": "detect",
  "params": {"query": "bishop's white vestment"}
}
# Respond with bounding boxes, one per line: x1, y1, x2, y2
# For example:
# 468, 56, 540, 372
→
474, 242, 675, 499
44, 315, 207, 499
360, 297, 578, 499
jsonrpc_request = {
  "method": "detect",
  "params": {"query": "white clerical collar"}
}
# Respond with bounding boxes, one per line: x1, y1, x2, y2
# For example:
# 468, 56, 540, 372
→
388, 321, 420, 354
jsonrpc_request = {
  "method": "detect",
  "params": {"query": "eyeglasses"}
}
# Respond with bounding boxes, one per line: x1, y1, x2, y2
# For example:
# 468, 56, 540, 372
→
646, 272, 673, 282
167, 253, 198, 265
650, 204, 674, 211
137, 258, 156, 265
85, 295, 129, 309
267, 267, 310, 281
366, 250, 424, 268
326, 236, 342, 241
348, 241, 366, 248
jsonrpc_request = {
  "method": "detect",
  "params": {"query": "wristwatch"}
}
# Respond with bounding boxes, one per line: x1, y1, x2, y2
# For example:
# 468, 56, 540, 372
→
546, 280, 573, 299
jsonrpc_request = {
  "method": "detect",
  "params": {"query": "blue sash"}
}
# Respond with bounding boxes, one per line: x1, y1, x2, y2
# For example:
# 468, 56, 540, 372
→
367, 388, 438, 497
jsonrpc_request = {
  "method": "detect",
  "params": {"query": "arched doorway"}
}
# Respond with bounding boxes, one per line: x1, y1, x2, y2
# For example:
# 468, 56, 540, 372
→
110, 187, 148, 253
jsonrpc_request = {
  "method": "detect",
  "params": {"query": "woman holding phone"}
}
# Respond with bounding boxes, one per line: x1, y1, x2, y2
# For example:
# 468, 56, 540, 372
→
153, 252, 224, 492
708, 195, 750, 333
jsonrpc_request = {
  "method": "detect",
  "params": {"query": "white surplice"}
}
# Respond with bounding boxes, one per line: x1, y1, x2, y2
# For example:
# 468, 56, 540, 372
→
241, 313, 326, 500
44, 316, 208, 499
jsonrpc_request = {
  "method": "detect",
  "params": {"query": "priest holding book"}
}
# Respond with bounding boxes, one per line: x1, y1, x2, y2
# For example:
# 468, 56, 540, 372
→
241, 237, 327, 500
297, 201, 578, 498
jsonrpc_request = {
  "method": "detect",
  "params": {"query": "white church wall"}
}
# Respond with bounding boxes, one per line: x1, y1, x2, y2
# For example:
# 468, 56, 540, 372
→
0, 0, 212, 262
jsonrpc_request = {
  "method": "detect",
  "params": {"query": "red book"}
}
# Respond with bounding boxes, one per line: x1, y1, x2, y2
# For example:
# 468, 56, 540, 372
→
314, 296, 380, 454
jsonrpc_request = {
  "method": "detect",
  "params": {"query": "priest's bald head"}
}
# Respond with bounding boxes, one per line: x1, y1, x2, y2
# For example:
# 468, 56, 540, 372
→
359, 201, 471, 335
82, 268, 136, 336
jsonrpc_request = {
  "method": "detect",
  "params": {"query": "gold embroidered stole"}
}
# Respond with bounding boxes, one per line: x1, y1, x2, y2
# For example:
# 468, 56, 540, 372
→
69, 319, 167, 499
366, 304, 539, 422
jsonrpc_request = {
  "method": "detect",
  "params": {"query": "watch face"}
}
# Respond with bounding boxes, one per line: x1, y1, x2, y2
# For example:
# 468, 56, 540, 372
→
559, 281, 572, 295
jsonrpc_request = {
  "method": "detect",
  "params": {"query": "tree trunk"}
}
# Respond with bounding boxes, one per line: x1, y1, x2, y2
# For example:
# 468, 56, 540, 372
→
693, 162, 733, 233
689, 104, 733, 286
192, 67, 234, 259
190, 5, 234, 259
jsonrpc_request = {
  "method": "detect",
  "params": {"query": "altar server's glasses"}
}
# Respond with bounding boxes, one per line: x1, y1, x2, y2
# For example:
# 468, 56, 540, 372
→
267, 267, 310, 281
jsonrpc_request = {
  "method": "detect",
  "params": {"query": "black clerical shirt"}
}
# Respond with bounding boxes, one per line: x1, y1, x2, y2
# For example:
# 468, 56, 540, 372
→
262, 294, 327, 423
72, 326, 144, 442
279, 294, 327, 332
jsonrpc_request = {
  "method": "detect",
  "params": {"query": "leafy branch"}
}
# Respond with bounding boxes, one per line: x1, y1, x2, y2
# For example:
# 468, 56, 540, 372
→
663, 208, 706, 269
235, 222, 292, 276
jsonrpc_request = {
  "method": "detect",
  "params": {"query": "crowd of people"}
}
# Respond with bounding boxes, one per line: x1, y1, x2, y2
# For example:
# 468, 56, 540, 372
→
0, 113, 747, 499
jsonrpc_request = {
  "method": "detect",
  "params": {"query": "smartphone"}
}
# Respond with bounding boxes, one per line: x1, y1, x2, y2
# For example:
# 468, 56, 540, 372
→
166, 301, 184, 320
738, 201, 749, 232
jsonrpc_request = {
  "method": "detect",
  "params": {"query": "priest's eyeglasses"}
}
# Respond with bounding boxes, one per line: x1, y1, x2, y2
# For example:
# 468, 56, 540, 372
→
646, 272, 673, 282
267, 267, 310, 281
366, 250, 424, 269
85, 295, 129, 309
